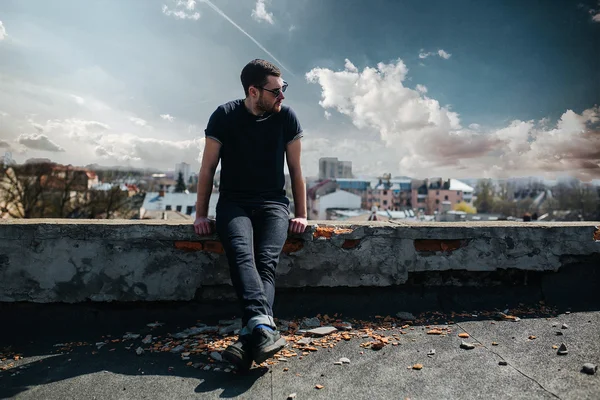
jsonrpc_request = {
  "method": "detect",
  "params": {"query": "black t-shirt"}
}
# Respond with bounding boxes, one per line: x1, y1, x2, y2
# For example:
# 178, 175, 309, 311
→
205, 99, 303, 202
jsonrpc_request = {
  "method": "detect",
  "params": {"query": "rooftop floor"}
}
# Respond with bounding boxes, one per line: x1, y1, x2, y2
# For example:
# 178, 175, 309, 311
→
1, 300, 598, 399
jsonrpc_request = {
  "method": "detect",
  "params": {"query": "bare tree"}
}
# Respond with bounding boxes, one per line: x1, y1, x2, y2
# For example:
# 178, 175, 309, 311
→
82, 186, 137, 219
0, 163, 55, 218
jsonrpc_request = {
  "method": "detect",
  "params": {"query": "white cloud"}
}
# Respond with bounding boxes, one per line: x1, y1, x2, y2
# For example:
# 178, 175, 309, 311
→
20, 116, 205, 168
94, 134, 204, 166
593, 13, 600, 22
0, 140, 10, 148
252, 0, 274, 24
0, 21, 6, 41
419, 49, 451, 59
35, 119, 110, 141
289, 25, 296, 32
129, 117, 149, 127
415, 84, 428, 94
324, 111, 332, 120
17, 134, 65, 152
70, 95, 85, 105
437, 49, 451, 59
160, 113, 175, 122
307, 58, 600, 180
162, 1, 200, 20
468, 123, 481, 130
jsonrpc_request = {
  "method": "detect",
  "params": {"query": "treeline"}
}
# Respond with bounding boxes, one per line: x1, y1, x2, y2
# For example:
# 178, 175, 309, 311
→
0, 162, 143, 219
473, 179, 600, 220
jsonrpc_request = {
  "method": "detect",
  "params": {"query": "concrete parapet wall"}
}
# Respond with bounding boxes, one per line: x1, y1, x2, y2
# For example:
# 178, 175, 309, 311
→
0, 220, 599, 303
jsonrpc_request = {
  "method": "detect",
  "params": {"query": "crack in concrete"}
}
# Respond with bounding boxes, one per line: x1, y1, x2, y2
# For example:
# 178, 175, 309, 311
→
455, 322, 562, 400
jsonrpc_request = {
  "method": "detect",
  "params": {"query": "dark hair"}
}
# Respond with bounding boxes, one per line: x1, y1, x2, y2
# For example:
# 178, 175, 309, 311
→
240, 59, 281, 96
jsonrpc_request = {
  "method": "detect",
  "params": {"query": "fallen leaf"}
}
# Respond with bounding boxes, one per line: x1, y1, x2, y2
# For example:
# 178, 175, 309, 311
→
552, 345, 558, 349
492, 342, 499, 346
371, 341, 385, 350
283, 368, 289, 372
315, 384, 324, 390
458, 333, 469, 338
528, 336, 536, 340
413, 364, 423, 370
427, 329, 443, 335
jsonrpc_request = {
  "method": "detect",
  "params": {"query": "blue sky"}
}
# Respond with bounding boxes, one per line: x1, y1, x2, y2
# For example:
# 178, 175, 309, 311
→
0, 0, 599, 180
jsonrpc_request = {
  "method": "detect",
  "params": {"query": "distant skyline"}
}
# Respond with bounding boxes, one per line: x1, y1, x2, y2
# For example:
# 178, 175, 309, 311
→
0, 0, 599, 180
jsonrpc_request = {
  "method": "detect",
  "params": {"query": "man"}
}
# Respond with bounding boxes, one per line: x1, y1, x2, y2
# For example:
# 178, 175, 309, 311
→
194, 59, 308, 371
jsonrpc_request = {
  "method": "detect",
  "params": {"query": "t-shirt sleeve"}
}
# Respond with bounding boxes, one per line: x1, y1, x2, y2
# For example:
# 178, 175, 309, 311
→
285, 107, 304, 145
204, 106, 226, 145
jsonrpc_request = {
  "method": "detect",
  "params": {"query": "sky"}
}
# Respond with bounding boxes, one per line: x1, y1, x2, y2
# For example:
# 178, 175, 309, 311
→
0, 0, 599, 180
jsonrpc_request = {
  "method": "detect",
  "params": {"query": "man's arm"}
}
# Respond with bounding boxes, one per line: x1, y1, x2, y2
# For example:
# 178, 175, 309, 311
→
194, 138, 221, 235
286, 139, 308, 233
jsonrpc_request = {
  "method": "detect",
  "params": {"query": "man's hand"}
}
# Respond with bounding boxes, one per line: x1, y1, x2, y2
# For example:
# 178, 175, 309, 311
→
289, 217, 308, 234
194, 216, 214, 236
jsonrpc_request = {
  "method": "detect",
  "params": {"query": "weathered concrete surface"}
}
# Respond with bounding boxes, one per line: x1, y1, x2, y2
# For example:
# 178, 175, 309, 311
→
1, 302, 599, 399
0, 220, 598, 303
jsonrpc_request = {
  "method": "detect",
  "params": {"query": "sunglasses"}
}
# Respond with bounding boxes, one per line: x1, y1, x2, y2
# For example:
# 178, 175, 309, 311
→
259, 81, 288, 97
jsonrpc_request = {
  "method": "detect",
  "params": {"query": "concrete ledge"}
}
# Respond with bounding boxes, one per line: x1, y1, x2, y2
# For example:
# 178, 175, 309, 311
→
1, 220, 599, 303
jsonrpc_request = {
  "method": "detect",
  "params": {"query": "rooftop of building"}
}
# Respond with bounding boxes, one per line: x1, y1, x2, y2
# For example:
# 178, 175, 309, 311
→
0, 220, 598, 398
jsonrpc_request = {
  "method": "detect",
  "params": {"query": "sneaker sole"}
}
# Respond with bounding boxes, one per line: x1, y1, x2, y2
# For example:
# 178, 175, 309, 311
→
222, 349, 252, 371
253, 336, 287, 364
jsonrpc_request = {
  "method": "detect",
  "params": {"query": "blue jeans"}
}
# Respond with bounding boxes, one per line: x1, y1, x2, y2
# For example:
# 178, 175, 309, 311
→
216, 198, 290, 333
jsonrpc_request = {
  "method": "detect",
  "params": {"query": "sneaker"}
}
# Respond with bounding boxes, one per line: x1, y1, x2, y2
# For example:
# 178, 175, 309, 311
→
222, 335, 253, 371
251, 327, 287, 364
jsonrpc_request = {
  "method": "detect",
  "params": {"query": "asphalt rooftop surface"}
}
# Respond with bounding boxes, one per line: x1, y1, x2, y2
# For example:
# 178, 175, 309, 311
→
1, 297, 599, 400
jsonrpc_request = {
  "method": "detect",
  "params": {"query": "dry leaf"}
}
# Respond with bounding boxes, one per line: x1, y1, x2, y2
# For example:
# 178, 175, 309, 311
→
458, 333, 469, 338
413, 364, 423, 370
315, 384, 324, 390
427, 329, 443, 335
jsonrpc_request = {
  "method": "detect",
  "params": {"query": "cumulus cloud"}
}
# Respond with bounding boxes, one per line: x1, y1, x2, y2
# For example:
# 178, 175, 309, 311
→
419, 49, 451, 59
415, 84, 428, 94
94, 134, 204, 166
437, 49, 451, 59
34, 119, 110, 141
252, 0, 274, 24
162, 0, 200, 20
0, 21, 6, 40
306, 58, 600, 180
324, 111, 332, 120
0, 140, 11, 148
21, 115, 205, 168
17, 134, 65, 152
129, 117, 149, 127
160, 114, 175, 122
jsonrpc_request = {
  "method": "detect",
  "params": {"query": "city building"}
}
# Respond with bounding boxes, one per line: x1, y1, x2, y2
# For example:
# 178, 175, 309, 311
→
307, 179, 339, 219
411, 178, 474, 215
140, 191, 219, 219
318, 157, 353, 179
367, 175, 412, 211
309, 189, 362, 220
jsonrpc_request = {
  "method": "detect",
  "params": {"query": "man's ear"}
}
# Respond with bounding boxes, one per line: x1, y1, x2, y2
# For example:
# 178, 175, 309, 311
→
248, 86, 259, 98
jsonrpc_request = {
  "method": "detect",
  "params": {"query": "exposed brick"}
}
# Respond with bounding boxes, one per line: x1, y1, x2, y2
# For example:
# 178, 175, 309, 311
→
202, 241, 225, 254
174, 241, 203, 252
283, 239, 304, 254
342, 239, 361, 249
594, 227, 600, 242
414, 239, 466, 253
313, 227, 354, 239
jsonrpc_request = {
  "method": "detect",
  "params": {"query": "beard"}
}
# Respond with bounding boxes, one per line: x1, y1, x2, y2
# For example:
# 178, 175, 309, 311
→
257, 94, 282, 114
